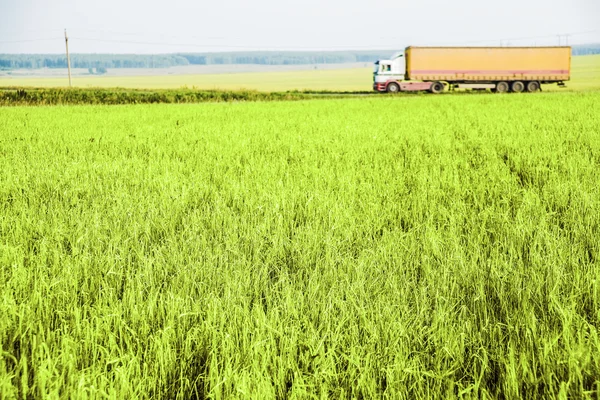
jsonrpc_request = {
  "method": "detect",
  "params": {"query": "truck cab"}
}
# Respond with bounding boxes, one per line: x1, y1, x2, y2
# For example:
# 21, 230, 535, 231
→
373, 52, 406, 92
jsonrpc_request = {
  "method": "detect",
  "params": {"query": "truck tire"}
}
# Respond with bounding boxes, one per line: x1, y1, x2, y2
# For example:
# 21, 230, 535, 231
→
386, 82, 400, 93
511, 81, 525, 93
430, 82, 444, 94
495, 81, 509, 93
526, 81, 540, 92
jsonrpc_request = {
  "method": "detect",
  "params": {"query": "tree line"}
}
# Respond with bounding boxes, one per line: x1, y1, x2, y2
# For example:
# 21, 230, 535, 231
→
0, 54, 189, 69
0, 51, 390, 70
1, 45, 598, 70
572, 44, 600, 56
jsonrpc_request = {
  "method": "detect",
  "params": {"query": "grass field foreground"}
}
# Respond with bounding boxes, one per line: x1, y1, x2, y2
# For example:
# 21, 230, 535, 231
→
1, 55, 599, 92
1, 92, 600, 398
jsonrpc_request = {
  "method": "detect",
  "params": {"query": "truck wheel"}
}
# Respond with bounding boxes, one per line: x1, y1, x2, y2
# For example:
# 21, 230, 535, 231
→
526, 81, 540, 92
430, 82, 444, 94
386, 82, 400, 93
511, 81, 525, 93
495, 81, 509, 93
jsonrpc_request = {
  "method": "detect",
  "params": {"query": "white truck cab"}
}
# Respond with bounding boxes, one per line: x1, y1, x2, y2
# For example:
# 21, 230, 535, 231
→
373, 52, 406, 92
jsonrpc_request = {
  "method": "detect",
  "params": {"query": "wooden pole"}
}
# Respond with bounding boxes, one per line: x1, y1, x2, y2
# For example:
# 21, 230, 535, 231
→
65, 29, 72, 87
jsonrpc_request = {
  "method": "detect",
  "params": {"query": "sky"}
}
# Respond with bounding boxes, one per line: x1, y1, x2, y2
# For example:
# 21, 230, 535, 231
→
0, 0, 599, 54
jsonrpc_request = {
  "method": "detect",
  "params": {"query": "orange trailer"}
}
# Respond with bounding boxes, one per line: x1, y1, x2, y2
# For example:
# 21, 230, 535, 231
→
374, 46, 571, 93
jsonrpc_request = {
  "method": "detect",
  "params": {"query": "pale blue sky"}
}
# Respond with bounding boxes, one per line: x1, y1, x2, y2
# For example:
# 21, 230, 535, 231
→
1, 0, 599, 53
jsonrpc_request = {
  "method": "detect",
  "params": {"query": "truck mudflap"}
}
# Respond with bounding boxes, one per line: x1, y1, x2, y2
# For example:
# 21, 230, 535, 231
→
374, 82, 387, 91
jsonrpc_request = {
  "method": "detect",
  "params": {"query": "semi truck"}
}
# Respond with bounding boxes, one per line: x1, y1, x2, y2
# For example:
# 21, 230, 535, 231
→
373, 46, 571, 93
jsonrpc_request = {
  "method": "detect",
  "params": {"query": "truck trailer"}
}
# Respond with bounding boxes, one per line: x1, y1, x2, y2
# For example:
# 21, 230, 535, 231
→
373, 46, 571, 94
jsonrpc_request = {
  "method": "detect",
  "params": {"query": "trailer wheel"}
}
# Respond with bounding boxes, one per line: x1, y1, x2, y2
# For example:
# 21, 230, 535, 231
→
495, 81, 509, 93
386, 82, 400, 93
511, 81, 525, 93
430, 82, 444, 94
526, 81, 540, 92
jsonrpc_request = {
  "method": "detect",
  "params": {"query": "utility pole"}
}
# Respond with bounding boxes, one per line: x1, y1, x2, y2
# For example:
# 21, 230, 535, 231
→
64, 29, 72, 87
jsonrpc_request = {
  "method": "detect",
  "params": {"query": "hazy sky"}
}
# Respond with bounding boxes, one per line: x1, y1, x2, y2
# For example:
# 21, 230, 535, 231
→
1, 0, 599, 54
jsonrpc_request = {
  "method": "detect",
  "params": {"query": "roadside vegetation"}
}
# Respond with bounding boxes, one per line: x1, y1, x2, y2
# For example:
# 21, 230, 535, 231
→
0, 87, 326, 106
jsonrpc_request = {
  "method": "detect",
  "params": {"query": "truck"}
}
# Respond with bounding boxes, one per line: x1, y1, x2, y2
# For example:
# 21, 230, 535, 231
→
373, 46, 571, 94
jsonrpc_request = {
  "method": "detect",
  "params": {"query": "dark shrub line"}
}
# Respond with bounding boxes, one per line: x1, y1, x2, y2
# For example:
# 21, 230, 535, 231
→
0, 87, 382, 106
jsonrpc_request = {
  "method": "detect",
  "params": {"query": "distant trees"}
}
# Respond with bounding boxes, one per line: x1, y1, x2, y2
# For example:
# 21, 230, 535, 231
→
1, 45, 598, 70
0, 54, 189, 69
572, 44, 600, 56
0, 51, 390, 70
174, 51, 386, 65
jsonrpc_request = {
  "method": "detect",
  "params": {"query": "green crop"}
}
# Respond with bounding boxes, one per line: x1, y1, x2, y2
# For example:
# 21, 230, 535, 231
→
1, 92, 599, 399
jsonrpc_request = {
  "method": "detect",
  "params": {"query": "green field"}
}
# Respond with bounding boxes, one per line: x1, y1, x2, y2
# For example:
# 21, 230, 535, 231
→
1, 91, 599, 398
0, 67, 372, 92
1, 55, 599, 92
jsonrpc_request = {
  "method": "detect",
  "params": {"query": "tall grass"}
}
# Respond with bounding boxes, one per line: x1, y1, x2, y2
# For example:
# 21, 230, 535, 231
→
1, 92, 599, 398
0, 88, 320, 106
0, 87, 394, 106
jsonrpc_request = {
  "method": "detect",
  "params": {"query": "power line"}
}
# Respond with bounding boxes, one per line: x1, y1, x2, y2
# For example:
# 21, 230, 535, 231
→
435, 30, 600, 46
0, 29, 64, 37
68, 29, 600, 51
72, 28, 600, 47
2, 28, 599, 52
0, 37, 63, 44
69, 28, 226, 41
70, 37, 392, 51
